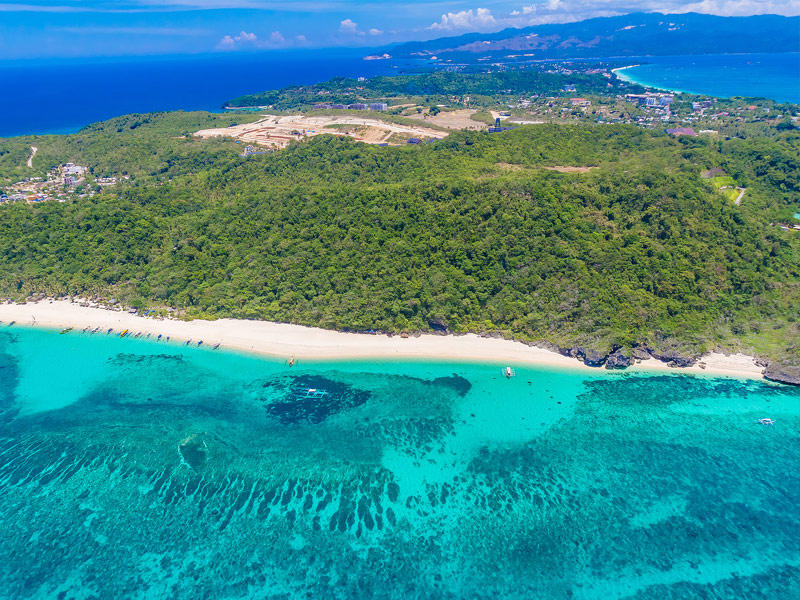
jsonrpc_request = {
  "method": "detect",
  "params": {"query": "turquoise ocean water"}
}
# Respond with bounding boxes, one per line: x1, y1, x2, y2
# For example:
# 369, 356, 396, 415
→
615, 53, 800, 103
0, 326, 798, 598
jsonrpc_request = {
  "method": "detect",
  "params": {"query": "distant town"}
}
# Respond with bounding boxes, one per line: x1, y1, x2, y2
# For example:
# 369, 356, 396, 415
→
1, 161, 127, 204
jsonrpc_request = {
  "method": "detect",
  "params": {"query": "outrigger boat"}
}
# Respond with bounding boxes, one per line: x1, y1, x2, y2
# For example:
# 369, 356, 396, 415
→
213, 342, 221, 350
295, 388, 328, 399
197, 341, 203, 347
757, 418, 775, 425
120, 329, 128, 337
157, 334, 163, 340
60, 327, 73, 334
503, 366, 515, 378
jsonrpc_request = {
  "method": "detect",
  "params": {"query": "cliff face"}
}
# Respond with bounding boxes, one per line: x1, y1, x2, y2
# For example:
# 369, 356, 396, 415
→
764, 362, 800, 386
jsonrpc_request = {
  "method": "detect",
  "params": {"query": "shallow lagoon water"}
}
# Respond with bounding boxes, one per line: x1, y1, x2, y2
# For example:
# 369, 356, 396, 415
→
0, 326, 798, 599
614, 53, 800, 103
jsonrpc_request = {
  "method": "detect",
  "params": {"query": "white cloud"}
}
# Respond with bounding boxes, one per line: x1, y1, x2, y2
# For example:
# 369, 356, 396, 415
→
339, 18, 359, 34
368, 27, 384, 36
216, 31, 258, 50
429, 7, 496, 31
295, 34, 308, 43
216, 28, 296, 50
667, 0, 800, 16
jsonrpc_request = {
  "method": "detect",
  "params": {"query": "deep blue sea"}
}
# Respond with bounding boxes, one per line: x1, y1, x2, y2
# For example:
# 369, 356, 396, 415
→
0, 49, 406, 138
615, 53, 800, 103
1, 51, 798, 138
0, 325, 798, 598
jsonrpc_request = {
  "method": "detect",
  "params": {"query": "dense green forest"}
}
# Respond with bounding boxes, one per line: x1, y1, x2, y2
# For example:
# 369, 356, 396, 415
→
226, 70, 640, 109
0, 114, 798, 365
0, 112, 260, 184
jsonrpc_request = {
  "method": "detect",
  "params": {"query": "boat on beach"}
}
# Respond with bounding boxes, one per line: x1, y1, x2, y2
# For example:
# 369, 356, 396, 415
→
60, 327, 73, 334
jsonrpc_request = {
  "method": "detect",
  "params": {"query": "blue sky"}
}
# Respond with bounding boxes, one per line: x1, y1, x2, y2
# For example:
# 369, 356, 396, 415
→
1, 1, 798, 59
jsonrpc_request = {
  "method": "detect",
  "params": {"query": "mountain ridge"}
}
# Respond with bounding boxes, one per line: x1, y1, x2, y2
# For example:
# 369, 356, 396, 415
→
391, 12, 800, 60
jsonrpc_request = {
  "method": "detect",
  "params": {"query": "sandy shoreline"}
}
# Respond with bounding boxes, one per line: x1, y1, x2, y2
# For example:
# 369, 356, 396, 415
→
0, 300, 767, 381
611, 64, 690, 95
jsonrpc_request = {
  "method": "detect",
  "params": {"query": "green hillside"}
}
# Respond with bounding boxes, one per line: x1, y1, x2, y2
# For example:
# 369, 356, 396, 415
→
0, 116, 798, 364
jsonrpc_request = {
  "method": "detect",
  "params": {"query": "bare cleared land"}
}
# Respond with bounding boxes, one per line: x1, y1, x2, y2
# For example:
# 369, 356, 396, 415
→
408, 109, 486, 131
194, 114, 448, 149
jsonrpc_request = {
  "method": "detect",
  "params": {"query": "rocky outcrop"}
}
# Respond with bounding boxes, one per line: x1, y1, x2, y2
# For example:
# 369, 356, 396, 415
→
630, 346, 652, 361
649, 349, 696, 368
764, 362, 800, 386
605, 349, 631, 369
563, 346, 607, 367
427, 318, 448, 333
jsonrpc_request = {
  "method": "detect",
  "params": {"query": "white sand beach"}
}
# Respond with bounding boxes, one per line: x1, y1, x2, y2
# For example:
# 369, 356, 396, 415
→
0, 300, 766, 381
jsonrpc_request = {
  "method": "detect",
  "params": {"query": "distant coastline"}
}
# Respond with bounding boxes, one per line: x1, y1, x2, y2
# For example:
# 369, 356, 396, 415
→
0, 300, 768, 382
613, 63, 694, 96
611, 53, 800, 103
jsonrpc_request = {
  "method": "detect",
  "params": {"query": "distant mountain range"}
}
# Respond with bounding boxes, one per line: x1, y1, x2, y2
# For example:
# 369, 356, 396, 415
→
390, 12, 800, 61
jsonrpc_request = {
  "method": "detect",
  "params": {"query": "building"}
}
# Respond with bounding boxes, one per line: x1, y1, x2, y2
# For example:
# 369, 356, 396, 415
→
563, 84, 576, 92
570, 98, 591, 107
659, 96, 673, 106
407, 138, 421, 144
348, 103, 368, 110
369, 103, 388, 111
63, 163, 86, 176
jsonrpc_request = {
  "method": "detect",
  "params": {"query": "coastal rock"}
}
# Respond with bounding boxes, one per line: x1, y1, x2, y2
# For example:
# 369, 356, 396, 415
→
630, 346, 652, 360
427, 318, 448, 333
564, 346, 607, 367
764, 362, 800, 386
650, 349, 696, 368
605, 349, 631, 369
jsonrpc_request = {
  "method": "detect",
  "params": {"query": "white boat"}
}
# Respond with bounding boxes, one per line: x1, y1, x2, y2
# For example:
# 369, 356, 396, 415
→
757, 418, 775, 425
503, 366, 515, 378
